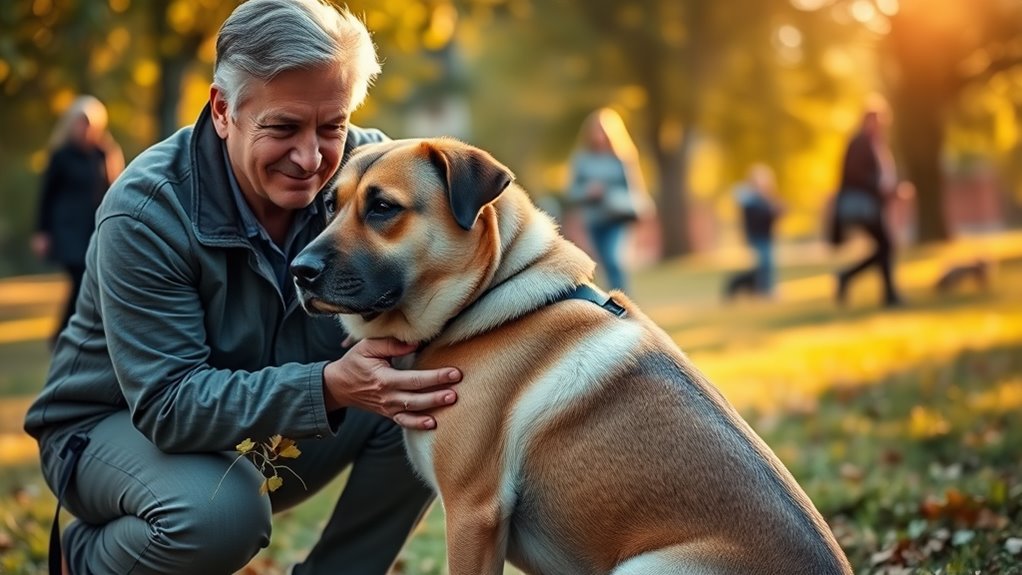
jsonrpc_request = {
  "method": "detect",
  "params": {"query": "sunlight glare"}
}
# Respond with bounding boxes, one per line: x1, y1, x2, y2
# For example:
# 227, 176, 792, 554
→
790, 0, 832, 11
850, 0, 877, 23
875, 0, 900, 16
777, 24, 803, 48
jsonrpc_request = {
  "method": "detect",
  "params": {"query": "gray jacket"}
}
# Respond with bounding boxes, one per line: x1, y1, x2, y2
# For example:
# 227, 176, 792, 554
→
566, 151, 636, 226
24, 105, 386, 453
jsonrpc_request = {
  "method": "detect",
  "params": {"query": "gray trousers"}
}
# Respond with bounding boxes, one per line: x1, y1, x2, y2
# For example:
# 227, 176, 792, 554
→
40, 410, 433, 574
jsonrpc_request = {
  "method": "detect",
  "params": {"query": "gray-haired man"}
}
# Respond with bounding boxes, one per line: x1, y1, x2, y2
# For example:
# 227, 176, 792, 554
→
25, 1, 456, 573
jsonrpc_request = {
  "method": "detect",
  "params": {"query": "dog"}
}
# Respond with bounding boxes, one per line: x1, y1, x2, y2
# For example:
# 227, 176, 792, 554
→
935, 258, 990, 294
292, 138, 852, 574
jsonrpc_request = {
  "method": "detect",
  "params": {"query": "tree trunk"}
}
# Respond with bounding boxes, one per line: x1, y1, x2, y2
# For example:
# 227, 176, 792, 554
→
152, 0, 200, 140
891, 93, 949, 241
655, 139, 691, 256
157, 56, 189, 139
885, 9, 954, 243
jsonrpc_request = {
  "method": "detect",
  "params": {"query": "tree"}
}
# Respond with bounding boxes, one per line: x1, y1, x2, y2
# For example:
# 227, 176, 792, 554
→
884, 0, 1022, 242
487, 0, 859, 257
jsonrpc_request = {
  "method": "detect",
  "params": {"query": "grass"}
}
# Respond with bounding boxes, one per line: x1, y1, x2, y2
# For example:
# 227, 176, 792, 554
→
2, 232, 1022, 574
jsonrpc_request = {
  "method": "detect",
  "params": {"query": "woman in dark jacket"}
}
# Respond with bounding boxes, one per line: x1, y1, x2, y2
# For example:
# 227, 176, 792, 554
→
33, 95, 124, 345
830, 107, 903, 307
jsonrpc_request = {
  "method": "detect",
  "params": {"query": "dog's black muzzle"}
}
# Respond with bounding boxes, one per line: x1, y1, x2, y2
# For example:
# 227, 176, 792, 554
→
292, 238, 404, 317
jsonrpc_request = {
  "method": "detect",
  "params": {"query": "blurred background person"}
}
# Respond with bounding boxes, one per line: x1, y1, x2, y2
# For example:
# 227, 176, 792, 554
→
32, 95, 124, 346
565, 107, 650, 293
829, 100, 903, 308
724, 163, 784, 300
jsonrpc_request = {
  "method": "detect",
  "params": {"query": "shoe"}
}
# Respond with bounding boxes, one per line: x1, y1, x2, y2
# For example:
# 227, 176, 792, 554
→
835, 273, 849, 306
884, 294, 906, 308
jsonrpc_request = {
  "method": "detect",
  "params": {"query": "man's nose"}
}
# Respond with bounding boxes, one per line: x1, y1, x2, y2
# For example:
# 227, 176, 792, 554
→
290, 132, 323, 174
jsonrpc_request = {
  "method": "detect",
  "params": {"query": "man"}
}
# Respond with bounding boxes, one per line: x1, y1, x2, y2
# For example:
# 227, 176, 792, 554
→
24, 1, 459, 573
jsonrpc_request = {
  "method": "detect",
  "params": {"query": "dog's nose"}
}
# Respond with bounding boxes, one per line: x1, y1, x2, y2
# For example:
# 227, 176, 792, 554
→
291, 254, 325, 288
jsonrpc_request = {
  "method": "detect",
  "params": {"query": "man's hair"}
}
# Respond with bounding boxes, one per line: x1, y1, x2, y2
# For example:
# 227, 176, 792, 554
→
213, 0, 381, 117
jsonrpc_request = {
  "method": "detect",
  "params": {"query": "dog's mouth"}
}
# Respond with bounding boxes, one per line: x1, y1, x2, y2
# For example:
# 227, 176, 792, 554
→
301, 297, 350, 316
298, 288, 402, 320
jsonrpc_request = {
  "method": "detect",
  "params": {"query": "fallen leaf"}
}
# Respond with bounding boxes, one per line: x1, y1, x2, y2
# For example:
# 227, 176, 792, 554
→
951, 529, 975, 546
279, 444, 301, 459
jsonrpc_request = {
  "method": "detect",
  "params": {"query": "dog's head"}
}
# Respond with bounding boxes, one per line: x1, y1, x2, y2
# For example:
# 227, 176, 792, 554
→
292, 138, 514, 341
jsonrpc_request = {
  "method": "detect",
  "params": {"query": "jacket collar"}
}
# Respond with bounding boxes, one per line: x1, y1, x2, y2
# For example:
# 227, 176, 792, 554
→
189, 104, 254, 247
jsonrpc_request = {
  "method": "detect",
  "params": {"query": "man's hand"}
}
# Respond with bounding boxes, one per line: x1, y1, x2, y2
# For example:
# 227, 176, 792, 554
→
323, 338, 460, 430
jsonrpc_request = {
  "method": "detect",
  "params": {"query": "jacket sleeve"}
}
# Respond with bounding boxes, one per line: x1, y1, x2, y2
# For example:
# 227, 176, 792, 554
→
93, 211, 340, 453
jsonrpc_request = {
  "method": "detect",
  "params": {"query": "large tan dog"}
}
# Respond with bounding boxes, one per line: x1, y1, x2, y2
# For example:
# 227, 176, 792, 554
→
292, 138, 852, 574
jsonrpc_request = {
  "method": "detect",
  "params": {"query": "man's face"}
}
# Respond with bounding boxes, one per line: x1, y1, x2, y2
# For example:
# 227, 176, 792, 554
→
211, 63, 353, 218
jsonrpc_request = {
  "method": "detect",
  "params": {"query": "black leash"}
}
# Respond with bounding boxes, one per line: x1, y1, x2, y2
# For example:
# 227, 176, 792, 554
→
49, 434, 90, 575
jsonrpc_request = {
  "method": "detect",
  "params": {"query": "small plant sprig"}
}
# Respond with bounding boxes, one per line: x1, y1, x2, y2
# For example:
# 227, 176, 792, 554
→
212, 434, 307, 499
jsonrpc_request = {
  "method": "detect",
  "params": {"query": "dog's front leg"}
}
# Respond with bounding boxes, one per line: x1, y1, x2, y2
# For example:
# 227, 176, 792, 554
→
443, 496, 508, 575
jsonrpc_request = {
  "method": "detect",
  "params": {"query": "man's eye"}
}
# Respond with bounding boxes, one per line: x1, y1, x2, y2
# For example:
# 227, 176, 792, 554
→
267, 124, 296, 134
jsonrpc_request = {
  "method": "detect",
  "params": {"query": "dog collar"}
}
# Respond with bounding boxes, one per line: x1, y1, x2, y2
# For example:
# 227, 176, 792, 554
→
564, 283, 628, 318
429, 281, 627, 348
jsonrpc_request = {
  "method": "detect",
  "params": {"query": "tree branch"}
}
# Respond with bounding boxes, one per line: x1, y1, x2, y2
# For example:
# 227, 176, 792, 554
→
957, 51, 1022, 90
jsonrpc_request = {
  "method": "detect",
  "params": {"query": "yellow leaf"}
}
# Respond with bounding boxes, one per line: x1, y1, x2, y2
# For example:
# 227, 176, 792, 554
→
267, 434, 283, 450
277, 438, 301, 459
236, 438, 255, 454
266, 475, 284, 493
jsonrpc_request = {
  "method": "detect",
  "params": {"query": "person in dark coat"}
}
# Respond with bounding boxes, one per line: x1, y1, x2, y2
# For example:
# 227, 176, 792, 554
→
33, 95, 124, 345
830, 105, 903, 307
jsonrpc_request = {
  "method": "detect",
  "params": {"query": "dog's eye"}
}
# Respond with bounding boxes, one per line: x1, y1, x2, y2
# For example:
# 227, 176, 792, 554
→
367, 199, 401, 220
323, 195, 337, 217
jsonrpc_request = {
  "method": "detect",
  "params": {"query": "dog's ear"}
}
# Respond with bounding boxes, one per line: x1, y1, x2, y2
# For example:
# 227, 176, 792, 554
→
423, 140, 514, 231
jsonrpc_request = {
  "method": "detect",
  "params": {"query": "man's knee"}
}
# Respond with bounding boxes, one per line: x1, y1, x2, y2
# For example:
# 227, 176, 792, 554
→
147, 459, 273, 572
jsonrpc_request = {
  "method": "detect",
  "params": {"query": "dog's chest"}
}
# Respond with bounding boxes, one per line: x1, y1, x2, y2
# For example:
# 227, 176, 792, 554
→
403, 428, 439, 489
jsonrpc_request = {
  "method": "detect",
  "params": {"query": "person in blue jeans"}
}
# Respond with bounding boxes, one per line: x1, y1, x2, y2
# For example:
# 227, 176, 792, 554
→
724, 164, 784, 299
566, 108, 649, 293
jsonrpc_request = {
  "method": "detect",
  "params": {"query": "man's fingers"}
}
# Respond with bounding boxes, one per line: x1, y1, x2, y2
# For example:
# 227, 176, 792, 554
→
393, 413, 437, 431
356, 337, 417, 359
391, 367, 462, 391
393, 389, 457, 414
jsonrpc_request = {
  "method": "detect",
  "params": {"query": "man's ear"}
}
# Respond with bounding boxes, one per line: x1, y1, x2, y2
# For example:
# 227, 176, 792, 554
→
423, 140, 514, 231
209, 85, 230, 139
